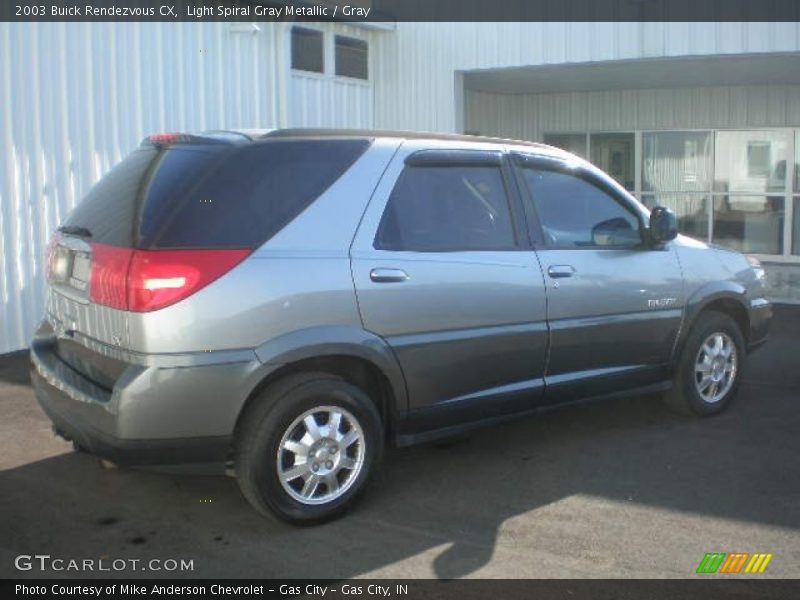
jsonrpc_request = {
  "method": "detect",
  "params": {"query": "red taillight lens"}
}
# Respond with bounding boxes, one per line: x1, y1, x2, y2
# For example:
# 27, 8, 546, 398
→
89, 244, 134, 310
87, 245, 250, 312
126, 248, 251, 312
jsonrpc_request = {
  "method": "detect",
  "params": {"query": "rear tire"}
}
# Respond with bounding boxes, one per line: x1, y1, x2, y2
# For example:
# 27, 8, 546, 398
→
235, 372, 383, 524
663, 311, 745, 416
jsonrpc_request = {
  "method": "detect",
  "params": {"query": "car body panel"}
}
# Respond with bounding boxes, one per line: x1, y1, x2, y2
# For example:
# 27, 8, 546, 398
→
534, 246, 684, 402
253, 325, 410, 414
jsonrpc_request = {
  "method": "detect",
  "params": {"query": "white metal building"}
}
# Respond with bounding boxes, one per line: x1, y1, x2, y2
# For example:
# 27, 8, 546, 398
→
2, 21, 800, 353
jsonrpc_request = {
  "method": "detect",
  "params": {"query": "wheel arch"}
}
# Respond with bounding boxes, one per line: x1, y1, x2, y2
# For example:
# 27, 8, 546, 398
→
674, 282, 750, 362
233, 327, 408, 447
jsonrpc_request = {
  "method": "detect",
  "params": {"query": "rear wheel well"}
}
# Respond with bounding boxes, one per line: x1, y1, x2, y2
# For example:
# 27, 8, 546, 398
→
233, 355, 395, 451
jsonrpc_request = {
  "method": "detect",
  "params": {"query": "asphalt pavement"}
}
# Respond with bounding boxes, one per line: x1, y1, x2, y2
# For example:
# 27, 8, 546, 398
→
1, 306, 798, 579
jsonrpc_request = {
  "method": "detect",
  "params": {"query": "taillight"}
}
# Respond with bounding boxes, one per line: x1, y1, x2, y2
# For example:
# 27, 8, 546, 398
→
89, 244, 134, 309
45, 233, 63, 283
87, 244, 250, 312
126, 248, 250, 312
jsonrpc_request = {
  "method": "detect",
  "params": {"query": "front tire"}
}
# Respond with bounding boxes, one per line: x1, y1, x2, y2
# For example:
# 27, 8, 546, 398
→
235, 372, 383, 524
663, 311, 745, 416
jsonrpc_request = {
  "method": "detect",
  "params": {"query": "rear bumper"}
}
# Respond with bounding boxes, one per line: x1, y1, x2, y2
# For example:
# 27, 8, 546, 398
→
747, 298, 773, 352
30, 320, 264, 467
32, 368, 231, 466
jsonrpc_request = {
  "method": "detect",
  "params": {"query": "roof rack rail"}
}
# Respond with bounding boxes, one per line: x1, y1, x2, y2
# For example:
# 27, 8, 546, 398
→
260, 128, 549, 149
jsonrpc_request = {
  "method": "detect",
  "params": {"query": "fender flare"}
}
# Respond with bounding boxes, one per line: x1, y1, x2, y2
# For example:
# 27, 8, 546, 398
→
245, 326, 409, 414
673, 281, 750, 361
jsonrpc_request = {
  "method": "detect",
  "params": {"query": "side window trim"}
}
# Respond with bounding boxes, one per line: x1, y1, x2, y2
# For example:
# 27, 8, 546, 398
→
405, 149, 504, 167
511, 153, 645, 250
508, 156, 546, 248
373, 152, 523, 253
500, 155, 535, 249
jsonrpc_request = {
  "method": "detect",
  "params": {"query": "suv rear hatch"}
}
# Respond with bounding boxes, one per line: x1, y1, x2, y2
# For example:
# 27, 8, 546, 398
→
45, 132, 371, 389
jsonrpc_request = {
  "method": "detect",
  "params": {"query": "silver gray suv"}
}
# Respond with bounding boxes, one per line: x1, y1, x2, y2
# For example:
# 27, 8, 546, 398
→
31, 129, 772, 523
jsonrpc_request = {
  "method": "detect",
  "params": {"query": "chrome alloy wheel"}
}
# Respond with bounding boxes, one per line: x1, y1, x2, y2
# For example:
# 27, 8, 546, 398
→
694, 332, 738, 404
276, 406, 365, 505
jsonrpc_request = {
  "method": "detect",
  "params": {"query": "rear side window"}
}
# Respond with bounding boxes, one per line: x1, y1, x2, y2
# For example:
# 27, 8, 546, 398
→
63, 139, 370, 249
375, 165, 517, 252
140, 139, 369, 248
62, 149, 153, 247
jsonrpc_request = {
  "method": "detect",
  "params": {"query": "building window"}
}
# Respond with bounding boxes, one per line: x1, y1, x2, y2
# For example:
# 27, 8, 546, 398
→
793, 197, 800, 255
794, 132, 800, 255
796, 131, 800, 194
335, 35, 368, 80
590, 133, 635, 191
291, 27, 324, 74
712, 196, 784, 255
543, 134, 587, 158
642, 131, 713, 241
713, 130, 791, 255
714, 131, 790, 194
747, 141, 772, 178
643, 131, 712, 194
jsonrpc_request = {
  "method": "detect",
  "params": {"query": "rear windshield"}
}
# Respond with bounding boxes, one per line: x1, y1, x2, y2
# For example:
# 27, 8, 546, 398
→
62, 138, 371, 249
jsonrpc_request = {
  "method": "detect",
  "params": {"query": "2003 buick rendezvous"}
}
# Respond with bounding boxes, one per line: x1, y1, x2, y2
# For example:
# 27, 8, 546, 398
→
31, 129, 772, 523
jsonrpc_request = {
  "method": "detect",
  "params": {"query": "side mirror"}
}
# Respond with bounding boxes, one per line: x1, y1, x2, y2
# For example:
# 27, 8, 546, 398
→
591, 217, 641, 247
649, 206, 678, 245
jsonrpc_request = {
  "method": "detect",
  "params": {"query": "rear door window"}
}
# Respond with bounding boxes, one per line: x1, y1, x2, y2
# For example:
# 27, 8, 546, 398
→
375, 164, 517, 251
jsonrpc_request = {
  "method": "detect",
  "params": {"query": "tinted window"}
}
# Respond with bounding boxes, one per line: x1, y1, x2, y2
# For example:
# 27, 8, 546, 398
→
62, 148, 155, 247
375, 165, 516, 251
335, 35, 368, 80
143, 139, 369, 248
64, 139, 370, 249
522, 168, 641, 248
291, 27, 324, 73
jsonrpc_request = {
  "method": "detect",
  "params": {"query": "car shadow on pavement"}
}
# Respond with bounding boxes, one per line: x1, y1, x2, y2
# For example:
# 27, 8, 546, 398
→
0, 351, 30, 386
1, 307, 798, 579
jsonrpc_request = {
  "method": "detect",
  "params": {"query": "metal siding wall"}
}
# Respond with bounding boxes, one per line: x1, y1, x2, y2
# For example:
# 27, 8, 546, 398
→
289, 76, 373, 127
0, 21, 288, 354
372, 22, 800, 132
465, 85, 800, 141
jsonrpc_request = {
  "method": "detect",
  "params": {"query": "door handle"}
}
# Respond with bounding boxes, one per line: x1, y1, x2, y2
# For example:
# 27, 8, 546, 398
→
370, 268, 409, 283
547, 265, 576, 278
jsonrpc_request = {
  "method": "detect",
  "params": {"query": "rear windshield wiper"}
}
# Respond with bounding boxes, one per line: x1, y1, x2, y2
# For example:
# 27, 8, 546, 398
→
57, 225, 92, 238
